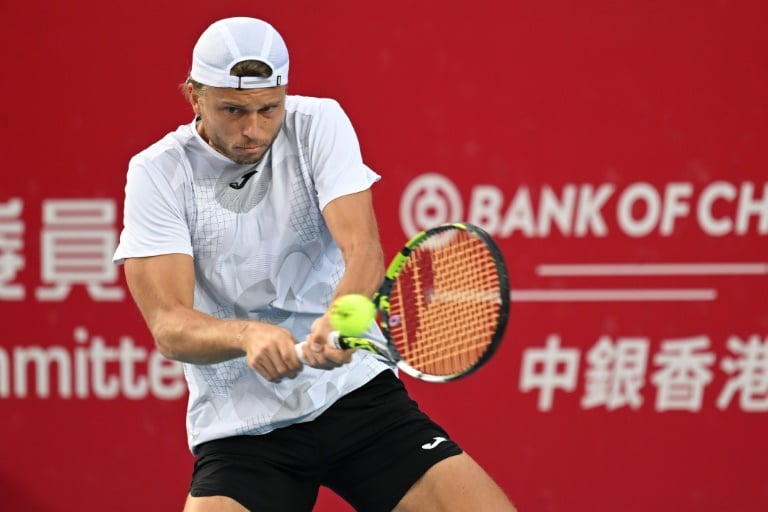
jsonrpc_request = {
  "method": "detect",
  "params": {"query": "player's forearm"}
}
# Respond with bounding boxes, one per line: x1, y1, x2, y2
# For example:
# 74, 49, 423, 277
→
334, 239, 385, 299
149, 305, 249, 364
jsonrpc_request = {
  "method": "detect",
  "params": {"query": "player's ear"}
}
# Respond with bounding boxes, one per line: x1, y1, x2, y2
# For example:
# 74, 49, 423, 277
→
189, 89, 203, 117
183, 80, 202, 114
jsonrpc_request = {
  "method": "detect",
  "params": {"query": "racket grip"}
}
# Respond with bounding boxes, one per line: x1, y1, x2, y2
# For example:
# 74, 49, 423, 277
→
294, 342, 307, 364
326, 330, 345, 349
294, 331, 345, 364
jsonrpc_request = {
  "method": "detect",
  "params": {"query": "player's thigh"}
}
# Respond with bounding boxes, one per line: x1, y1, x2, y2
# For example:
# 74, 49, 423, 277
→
184, 494, 249, 512
393, 452, 517, 512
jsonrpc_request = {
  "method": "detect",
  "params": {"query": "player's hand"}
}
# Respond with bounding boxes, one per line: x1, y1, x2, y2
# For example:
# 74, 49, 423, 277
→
240, 323, 303, 382
299, 314, 354, 370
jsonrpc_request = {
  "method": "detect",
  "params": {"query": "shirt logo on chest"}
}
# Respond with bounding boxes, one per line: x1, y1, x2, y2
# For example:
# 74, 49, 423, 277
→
229, 169, 259, 189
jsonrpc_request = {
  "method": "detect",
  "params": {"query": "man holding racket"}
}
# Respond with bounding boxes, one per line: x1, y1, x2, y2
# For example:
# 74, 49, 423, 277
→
114, 16, 515, 511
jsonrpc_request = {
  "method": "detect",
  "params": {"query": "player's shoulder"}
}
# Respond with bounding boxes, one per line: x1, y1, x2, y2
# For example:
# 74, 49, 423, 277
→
130, 122, 196, 169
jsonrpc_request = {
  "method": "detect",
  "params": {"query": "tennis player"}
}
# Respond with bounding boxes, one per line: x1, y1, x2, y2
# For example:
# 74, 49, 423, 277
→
114, 16, 516, 511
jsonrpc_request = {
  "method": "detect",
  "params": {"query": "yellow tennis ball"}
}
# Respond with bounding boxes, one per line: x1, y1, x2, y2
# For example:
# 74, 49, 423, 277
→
329, 294, 376, 335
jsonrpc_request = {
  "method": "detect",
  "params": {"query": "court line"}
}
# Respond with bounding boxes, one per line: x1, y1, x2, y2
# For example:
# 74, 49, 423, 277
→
511, 288, 717, 302
536, 262, 768, 276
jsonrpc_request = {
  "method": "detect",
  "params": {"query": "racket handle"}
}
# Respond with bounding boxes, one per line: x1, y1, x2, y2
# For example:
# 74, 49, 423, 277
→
326, 330, 345, 349
294, 342, 307, 364
294, 331, 345, 364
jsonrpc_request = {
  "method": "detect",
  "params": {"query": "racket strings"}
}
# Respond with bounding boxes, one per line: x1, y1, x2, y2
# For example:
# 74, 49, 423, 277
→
389, 230, 503, 376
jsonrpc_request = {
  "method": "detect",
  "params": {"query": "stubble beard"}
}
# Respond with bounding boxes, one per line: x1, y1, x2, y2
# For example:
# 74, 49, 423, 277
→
208, 133, 274, 165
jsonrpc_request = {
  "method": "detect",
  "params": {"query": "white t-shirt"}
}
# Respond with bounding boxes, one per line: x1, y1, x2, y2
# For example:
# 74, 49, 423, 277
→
114, 95, 393, 451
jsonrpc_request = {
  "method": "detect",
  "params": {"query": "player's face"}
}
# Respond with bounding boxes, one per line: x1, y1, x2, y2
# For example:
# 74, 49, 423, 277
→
192, 85, 286, 165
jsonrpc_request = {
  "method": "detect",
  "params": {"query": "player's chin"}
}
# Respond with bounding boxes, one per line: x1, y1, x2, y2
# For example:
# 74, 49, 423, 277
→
231, 155, 263, 165
230, 148, 266, 164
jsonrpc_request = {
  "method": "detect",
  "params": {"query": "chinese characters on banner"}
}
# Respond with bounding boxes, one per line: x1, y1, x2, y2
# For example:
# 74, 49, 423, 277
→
520, 334, 768, 412
0, 198, 124, 302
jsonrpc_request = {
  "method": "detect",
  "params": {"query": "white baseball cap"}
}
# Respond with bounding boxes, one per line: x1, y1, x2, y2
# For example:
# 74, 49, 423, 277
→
190, 17, 289, 89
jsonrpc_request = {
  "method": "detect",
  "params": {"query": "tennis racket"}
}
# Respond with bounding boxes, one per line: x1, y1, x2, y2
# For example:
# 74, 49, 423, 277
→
296, 222, 510, 382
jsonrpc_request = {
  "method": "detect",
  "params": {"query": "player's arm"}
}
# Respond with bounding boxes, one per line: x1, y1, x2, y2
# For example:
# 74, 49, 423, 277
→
325, 188, 385, 299
123, 253, 301, 381
301, 188, 385, 364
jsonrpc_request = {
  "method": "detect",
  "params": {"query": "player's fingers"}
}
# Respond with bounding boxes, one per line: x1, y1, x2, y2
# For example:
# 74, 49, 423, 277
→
306, 315, 333, 353
277, 344, 301, 378
308, 333, 327, 353
322, 345, 351, 364
267, 347, 304, 380
249, 348, 291, 382
299, 341, 336, 370
339, 348, 355, 364
318, 345, 354, 369
251, 357, 281, 382
302, 342, 329, 368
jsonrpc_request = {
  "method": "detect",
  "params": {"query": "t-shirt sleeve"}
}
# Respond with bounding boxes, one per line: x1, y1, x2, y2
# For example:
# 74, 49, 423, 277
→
307, 99, 381, 211
112, 152, 193, 265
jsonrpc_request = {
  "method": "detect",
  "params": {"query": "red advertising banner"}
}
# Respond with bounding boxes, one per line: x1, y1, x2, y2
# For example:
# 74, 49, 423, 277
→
2, 1, 766, 511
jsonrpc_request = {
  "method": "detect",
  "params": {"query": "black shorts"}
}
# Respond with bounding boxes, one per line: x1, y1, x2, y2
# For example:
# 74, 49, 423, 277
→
189, 370, 463, 511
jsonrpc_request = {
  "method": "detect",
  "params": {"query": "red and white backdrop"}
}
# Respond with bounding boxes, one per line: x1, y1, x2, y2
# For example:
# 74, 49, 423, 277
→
2, 1, 766, 510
